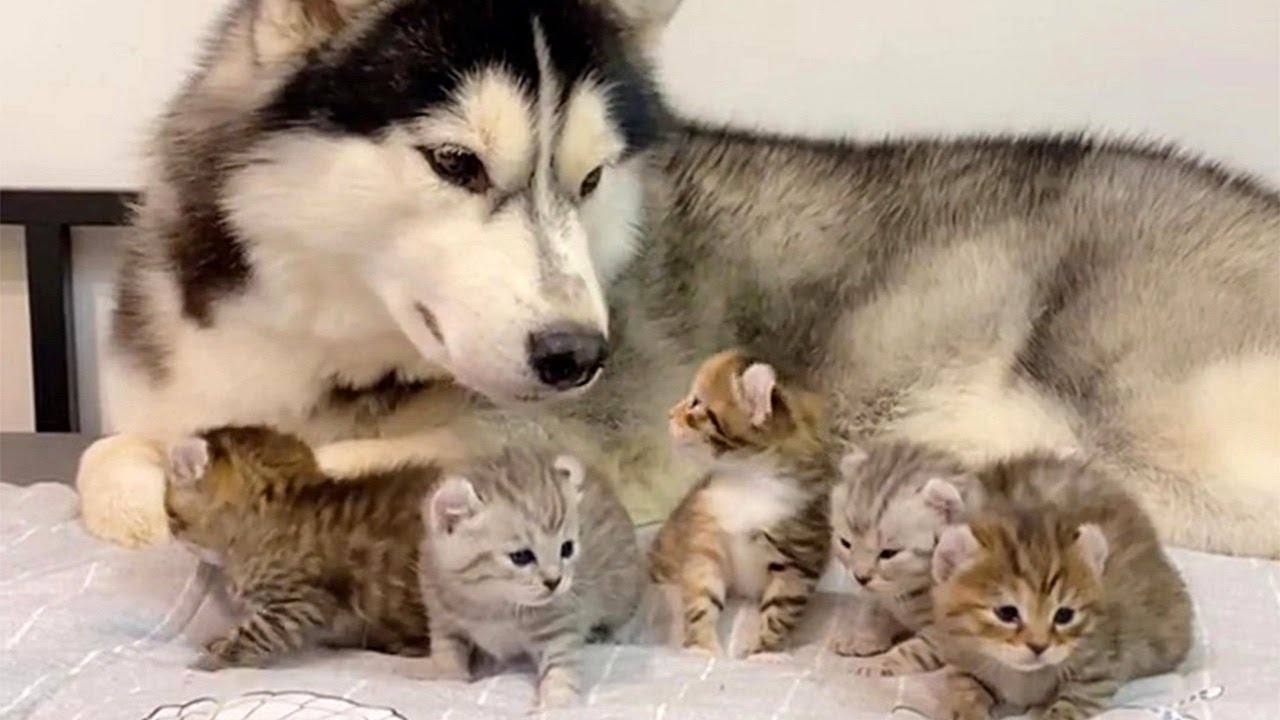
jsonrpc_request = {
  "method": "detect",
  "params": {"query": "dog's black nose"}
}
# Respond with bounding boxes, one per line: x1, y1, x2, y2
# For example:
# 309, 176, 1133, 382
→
528, 324, 607, 390
543, 577, 562, 591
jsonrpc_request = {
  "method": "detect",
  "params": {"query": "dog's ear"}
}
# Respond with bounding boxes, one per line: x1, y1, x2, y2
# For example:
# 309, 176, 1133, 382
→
252, 0, 379, 64
600, 0, 683, 48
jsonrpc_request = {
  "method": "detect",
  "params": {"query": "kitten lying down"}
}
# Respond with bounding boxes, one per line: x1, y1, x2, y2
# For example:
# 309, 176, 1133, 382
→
832, 444, 1193, 719
163, 426, 434, 670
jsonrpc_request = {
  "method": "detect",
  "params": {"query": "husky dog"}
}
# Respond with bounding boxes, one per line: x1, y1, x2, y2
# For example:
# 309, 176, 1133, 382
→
78, 0, 1279, 557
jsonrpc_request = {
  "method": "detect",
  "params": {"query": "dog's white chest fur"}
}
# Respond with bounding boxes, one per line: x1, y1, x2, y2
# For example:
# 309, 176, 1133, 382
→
703, 468, 806, 598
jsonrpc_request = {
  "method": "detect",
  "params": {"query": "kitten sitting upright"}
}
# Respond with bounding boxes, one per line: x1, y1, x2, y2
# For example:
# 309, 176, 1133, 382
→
828, 441, 973, 674
649, 349, 835, 657
163, 425, 432, 670
930, 456, 1194, 720
409, 447, 643, 710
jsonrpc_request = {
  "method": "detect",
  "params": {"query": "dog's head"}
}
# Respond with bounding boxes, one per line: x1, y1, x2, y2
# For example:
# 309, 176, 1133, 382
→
175, 0, 680, 403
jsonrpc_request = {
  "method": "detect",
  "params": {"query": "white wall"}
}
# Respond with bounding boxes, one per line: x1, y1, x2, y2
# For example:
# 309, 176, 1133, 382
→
1, 0, 1278, 431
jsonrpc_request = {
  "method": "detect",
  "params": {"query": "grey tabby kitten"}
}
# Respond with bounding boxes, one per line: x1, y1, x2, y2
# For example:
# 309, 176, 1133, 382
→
406, 447, 643, 709
828, 441, 975, 675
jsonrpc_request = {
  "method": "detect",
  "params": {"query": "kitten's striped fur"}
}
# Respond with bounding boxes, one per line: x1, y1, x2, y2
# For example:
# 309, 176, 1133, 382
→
828, 441, 973, 675
163, 426, 432, 669
650, 349, 835, 657
931, 456, 1193, 720
411, 447, 642, 710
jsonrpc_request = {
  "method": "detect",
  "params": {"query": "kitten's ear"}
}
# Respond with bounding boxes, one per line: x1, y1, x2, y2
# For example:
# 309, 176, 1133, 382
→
429, 476, 483, 533
252, 0, 378, 65
167, 437, 210, 486
736, 362, 778, 427
553, 454, 585, 499
921, 477, 965, 523
838, 445, 870, 479
1074, 523, 1109, 577
932, 524, 980, 583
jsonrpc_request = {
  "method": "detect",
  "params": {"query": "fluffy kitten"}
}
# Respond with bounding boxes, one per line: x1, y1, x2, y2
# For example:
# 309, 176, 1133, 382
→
409, 447, 643, 710
931, 456, 1194, 720
828, 441, 972, 674
649, 349, 834, 657
163, 425, 432, 669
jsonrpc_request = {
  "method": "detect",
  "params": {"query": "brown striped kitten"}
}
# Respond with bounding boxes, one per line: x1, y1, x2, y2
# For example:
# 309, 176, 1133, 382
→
409, 447, 643, 710
828, 441, 973, 675
650, 349, 835, 657
163, 425, 432, 670
931, 456, 1194, 720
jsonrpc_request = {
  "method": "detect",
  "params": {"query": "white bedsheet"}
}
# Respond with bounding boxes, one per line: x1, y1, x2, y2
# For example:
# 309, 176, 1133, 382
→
2, 481, 1276, 720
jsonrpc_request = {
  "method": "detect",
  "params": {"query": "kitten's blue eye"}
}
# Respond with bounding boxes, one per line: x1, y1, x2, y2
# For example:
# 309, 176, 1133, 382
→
994, 605, 1020, 624
1053, 607, 1076, 625
560, 540, 574, 559
509, 549, 536, 567
878, 548, 899, 560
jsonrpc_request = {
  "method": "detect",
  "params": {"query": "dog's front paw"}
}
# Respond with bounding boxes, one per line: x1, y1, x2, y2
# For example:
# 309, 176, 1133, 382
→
76, 435, 171, 548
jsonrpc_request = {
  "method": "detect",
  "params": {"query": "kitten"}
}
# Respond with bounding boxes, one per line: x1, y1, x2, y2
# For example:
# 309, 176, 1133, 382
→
409, 447, 643, 710
930, 455, 1194, 720
163, 425, 432, 669
649, 349, 834, 657
828, 441, 973, 675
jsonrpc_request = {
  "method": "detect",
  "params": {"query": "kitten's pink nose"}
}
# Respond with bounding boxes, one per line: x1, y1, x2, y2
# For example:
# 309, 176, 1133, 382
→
543, 577, 562, 591
854, 573, 871, 586
1026, 642, 1048, 656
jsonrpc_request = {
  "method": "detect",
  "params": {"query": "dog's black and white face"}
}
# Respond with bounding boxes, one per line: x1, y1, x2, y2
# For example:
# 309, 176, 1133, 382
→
213, 0, 677, 403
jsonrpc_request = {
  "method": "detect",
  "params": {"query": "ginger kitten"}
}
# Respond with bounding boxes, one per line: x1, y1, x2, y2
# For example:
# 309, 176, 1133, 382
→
163, 425, 432, 669
650, 349, 835, 657
930, 456, 1193, 720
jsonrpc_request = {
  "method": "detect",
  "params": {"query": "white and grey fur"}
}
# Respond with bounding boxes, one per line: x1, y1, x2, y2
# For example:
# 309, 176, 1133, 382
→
77, 0, 1280, 558
828, 442, 973, 667
410, 447, 642, 709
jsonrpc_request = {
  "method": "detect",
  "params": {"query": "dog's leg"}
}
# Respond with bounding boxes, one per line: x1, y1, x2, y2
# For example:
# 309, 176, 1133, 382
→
314, 429, 469, 479
76, 434, 171, 547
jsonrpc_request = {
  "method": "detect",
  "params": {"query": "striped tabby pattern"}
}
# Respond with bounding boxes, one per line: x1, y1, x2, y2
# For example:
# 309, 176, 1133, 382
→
932, 456, 1194, 720
163, 425, 433, 670
651, 349, 835, 657
412, 447, 643, 710
828, 441, 972, 673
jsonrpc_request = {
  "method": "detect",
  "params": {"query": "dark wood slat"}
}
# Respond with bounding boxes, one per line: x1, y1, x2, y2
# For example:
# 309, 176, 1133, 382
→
23, 224, 79, 432
1, 190, 135, 227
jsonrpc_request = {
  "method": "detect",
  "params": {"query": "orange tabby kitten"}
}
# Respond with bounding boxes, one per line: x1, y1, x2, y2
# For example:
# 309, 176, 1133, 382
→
930, 457, 1193, 720
649, 349, 834, 657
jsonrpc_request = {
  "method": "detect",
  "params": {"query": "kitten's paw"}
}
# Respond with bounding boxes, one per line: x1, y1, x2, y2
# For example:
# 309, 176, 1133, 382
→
680, 640, 722, 658
1036, 701, 1088, 720
536, 682, 579, 710
191, 638, 251, 671
76, 435, 171, 547
850, 656, 905, 678
944, 706, 991, 720
743, 650, 793, 664
833, 631, 893, 657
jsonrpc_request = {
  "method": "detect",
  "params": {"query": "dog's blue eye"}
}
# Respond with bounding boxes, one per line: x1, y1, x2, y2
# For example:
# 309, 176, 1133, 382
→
1053, 607, 1076, 625
560, 540, 574, 559
509, 549, 535, 567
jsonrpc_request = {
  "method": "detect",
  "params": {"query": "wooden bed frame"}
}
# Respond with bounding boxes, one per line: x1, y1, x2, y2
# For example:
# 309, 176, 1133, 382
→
1, 189, 135, 432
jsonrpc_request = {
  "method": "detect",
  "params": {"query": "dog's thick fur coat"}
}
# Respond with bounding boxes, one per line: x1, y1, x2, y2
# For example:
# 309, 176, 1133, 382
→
78, 0, 1280, 557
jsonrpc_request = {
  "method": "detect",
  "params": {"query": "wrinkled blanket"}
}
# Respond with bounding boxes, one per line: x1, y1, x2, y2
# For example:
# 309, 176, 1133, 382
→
3, 481, 1276, 719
